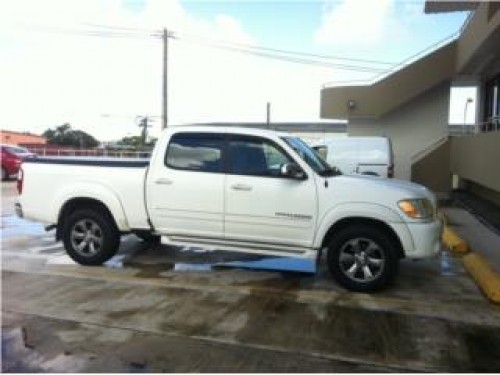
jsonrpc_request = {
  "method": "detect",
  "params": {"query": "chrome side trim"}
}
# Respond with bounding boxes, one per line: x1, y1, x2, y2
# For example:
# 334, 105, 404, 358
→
165, 235, 313, 257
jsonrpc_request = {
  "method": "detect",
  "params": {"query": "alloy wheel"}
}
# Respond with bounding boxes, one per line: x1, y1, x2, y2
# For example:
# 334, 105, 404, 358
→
70, 219, 104, 257
338, 237, 386, 283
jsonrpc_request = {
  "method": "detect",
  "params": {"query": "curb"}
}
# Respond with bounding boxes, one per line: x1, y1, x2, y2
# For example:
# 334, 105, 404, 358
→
462, 253, 500, 303
442, 226, 469, 254
440, 212, 500, 304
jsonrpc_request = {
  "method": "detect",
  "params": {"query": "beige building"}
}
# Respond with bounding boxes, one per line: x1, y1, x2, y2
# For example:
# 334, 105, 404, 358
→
320, 1, 500, 205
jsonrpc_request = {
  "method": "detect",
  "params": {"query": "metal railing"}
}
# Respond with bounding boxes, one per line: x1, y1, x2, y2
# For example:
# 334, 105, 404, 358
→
322, 9, 475, 89
449, 117, 500, 136
411, 136, 449, 164
322, 32, 459, 89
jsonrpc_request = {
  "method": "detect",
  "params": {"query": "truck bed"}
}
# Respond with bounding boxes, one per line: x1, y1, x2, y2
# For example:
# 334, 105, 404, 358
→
20, 157, 151, 231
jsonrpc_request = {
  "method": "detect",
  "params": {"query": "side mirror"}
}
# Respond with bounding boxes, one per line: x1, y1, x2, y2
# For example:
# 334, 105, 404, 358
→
281, 162, 307, 180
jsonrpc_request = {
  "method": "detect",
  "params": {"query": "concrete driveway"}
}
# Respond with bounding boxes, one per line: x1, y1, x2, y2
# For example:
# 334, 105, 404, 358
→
2, 181, 500, 372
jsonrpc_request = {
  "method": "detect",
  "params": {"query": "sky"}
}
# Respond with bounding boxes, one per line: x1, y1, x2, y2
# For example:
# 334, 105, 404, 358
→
0, 0, 470, 141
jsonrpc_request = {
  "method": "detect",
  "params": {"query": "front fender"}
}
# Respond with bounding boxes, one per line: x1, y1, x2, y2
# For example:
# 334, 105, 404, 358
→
313, 202, 408, 249
51, 182, 130, 231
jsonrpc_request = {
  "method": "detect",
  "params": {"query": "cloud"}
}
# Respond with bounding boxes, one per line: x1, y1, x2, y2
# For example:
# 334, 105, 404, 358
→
313, 0, 395, 47
0, 0, 345, 141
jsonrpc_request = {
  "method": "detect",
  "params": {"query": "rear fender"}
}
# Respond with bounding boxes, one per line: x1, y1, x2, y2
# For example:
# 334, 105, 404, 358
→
51, 183, 130, 231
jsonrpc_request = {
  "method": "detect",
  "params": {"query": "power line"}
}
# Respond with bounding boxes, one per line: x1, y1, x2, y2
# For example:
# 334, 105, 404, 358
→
169, 35, 388, 73
15, 22, 461, 77
83, 24, 396, 67
80, 23, 396, 69
82, 22, 157, 33
171, 30, 396, 66
15, 23, 395, 73
14, 24, 159, 39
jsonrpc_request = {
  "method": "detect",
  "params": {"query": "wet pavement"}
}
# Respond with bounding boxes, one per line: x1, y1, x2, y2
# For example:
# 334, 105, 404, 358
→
2, 181, 500, 372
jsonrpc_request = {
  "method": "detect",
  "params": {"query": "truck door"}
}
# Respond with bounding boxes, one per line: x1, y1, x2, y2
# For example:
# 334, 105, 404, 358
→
146, 132, 225, 238
224, 134, 317, 248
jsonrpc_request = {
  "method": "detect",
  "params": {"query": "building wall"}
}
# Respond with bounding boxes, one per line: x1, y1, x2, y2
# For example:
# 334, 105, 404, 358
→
456, 2, 500, 73
347, 83, 450, 182
411, 140, 451, 194
451, 131, 500, 202
292, 132, 347, 145
0, 131, 47, 145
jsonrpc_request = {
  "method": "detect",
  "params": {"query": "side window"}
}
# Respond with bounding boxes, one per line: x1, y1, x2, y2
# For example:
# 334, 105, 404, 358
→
228, 137, 292, 177
165, 133, 224, 173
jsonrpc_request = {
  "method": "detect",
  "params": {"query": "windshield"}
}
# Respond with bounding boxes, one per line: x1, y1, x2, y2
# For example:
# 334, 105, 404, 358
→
282, 137, 338, 176
4, 146, 31, 156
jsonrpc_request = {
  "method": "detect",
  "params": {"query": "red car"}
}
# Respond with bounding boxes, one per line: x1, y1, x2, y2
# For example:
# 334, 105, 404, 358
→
1, 145, 36, 181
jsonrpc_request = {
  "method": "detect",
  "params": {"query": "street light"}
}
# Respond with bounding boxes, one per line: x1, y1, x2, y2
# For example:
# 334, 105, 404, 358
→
464, 97, 473, 134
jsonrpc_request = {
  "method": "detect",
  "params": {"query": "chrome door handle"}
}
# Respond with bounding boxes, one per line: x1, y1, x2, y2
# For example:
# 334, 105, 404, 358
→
231, 183, 252, 191
155, 178, 173, 185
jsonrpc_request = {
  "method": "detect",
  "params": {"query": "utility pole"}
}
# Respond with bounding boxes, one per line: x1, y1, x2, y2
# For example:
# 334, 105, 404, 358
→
463, 97, 473, 134
137, 116, 152, 145
266, 102, 271, 128
162, 28, 168, 130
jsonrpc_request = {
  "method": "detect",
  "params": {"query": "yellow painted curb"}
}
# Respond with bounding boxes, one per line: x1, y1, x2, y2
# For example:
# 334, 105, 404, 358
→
462, 253, 500, 303
442, 226, 469, 254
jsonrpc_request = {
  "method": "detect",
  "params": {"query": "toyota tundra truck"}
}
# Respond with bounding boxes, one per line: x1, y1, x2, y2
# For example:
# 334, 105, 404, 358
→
15, 126, 442, 292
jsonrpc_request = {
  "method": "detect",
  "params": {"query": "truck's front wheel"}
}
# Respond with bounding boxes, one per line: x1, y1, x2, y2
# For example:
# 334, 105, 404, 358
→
63, 208, 120, 265
326, 225, 399, 292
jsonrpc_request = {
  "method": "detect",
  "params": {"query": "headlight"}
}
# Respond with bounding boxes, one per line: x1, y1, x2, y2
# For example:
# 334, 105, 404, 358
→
398, 198, 434, 219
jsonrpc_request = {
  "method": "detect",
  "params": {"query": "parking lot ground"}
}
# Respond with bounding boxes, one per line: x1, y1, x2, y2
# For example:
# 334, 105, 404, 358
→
2, 181, 500, 372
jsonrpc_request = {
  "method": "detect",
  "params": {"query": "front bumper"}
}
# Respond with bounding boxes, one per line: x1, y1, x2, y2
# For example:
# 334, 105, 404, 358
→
404, 218, 443, 258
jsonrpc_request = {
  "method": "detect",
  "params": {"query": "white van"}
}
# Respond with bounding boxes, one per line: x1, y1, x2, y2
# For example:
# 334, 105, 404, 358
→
312, 137, 394, 178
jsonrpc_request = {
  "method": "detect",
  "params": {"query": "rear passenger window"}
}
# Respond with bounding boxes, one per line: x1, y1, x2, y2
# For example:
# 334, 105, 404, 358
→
165, 133, 224, 173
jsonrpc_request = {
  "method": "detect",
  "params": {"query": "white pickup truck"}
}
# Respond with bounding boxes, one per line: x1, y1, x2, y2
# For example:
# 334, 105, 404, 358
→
16, 126, 442, 292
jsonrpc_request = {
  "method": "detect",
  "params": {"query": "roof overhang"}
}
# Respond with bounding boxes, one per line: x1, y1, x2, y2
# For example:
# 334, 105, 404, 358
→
424, 1, 478, 14
321, 41, 457, 120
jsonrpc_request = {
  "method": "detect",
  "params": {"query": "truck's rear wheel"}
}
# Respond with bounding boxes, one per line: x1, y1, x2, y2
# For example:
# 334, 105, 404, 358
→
326, 225, 399, 292
63, 208, 120, 265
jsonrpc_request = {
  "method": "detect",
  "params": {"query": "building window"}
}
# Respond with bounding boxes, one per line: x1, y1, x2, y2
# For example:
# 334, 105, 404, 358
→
482, 74, 500, 131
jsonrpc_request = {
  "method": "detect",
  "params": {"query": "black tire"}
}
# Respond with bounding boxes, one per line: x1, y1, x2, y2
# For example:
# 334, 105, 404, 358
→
62, 208, 120, 266
2, 167, 8, 181
326, 224, 399, 292
135, 232, 161, 244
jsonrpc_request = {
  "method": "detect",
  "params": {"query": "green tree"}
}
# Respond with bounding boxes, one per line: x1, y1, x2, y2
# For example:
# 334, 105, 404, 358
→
43, 123, 99, 148
118, 136, 157, 149
118, 136, 142, 147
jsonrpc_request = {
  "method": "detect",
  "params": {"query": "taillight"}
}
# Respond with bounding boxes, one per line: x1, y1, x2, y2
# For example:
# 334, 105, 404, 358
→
17, 168, 23, 195
388, 164, 394, 178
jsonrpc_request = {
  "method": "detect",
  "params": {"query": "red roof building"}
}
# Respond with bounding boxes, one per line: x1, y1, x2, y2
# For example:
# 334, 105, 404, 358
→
0, 130, 47, 146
